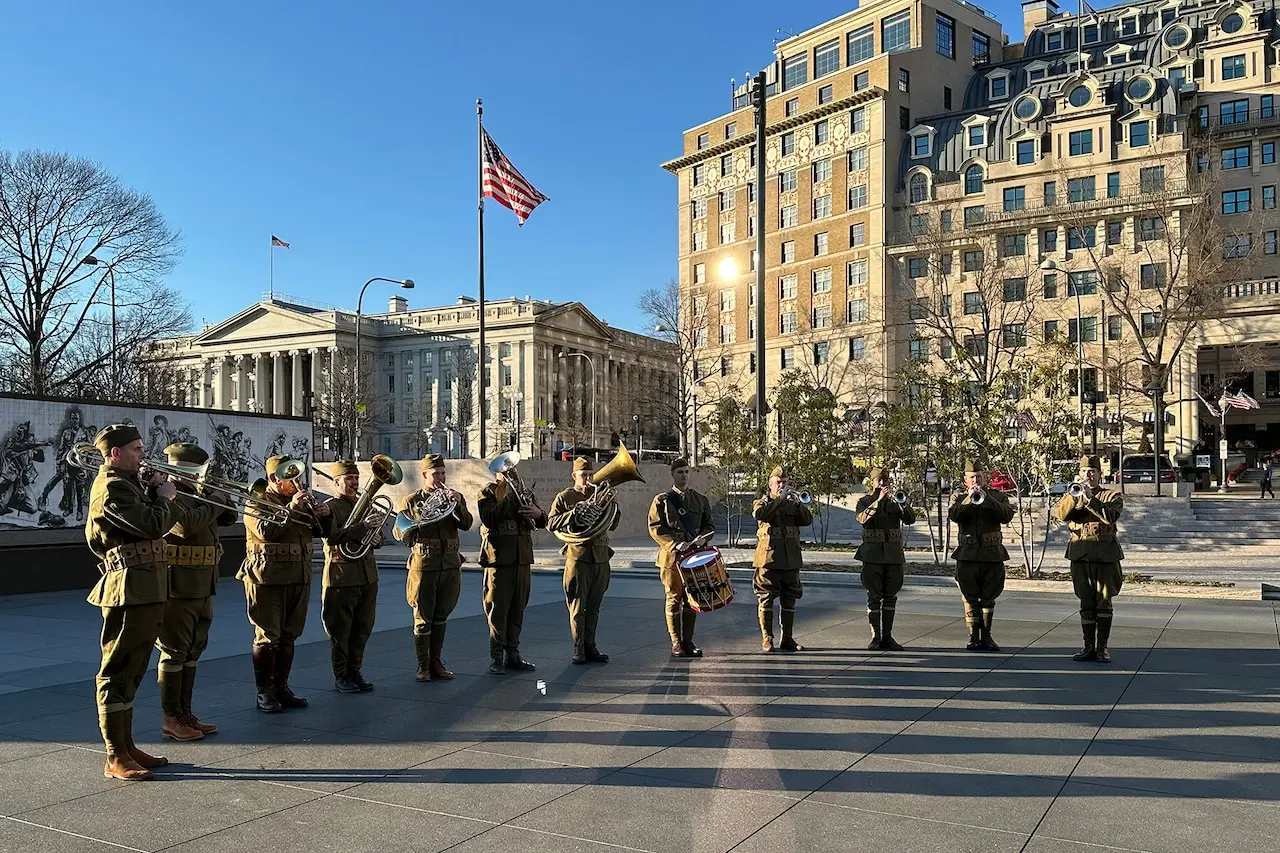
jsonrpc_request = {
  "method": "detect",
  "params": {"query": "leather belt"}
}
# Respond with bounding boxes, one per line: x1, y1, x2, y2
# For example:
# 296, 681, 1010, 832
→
863, 529, 902, 543
246, 542, 313, 561
103, 539, 168, 572
166, 544, 221, 566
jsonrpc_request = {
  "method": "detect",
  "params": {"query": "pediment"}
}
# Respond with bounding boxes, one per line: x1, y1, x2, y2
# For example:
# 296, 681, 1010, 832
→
193, 302, 338, 345
538, 302, 617, 340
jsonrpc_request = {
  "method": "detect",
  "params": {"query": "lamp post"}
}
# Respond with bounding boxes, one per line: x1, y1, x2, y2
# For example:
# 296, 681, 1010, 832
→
353, 277, 414, 460
83, 254, 117, 388
558, 351, 596, 452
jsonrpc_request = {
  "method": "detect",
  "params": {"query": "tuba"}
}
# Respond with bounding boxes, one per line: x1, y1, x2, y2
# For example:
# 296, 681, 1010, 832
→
489, 450, 538, 508
554, 444, 646, 546
317, 455, 404, 560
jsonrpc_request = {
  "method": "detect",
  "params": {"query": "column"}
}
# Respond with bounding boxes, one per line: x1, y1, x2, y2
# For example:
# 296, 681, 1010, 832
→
199, 360, 212, 409
309, 349, 322, 412
1179, 349, 1198, 454
253, 354, 269, 413
291, 350, 305, 416
235, 355, 249, 412
430, 348, 441, 436
272, 351, 287, 414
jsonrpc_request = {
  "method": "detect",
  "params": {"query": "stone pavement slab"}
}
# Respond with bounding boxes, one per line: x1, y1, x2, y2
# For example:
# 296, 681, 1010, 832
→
0, 573, 1277, 853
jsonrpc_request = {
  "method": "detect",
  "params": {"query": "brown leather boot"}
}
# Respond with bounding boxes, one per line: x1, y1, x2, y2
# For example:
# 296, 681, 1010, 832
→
181, 666, 217, 733
104, 753, 153, 780
101, 710, 152, 780
414, 633, 432, 681
867, 608, 883, 650
123, 708, 167, 769
162, 714, 205, 742
759, 605, 775, 653
429, 625, 453, 680
275, 643, 308, 708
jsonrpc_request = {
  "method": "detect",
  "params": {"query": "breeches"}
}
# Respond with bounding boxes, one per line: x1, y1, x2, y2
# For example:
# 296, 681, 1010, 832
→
244, 581, 309, 648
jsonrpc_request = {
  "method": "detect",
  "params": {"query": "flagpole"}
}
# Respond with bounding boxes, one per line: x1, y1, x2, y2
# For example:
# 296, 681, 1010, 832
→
477, 98, 487, 459
269, 235, 274, 301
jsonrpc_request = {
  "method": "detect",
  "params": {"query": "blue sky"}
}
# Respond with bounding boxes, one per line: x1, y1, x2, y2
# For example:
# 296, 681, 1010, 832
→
4, 0, 1031, 336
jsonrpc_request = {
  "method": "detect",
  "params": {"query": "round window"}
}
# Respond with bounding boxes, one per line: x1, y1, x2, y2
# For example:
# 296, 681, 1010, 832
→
1125, 76, 1154, 103
1069, 85, 1093, 107
1014, 95, 1041, 121
1163, 24, 1191, 49
1221, 13, 1244, 33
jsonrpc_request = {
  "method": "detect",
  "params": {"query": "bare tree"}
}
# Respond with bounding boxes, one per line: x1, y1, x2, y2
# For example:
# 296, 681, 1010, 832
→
0, 150, 188, 396
310, 350, 383, 461
639, 279, 708, 457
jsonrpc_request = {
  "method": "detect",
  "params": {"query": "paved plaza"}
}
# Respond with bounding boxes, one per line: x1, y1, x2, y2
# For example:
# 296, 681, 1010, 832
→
1, 571, 1278, 853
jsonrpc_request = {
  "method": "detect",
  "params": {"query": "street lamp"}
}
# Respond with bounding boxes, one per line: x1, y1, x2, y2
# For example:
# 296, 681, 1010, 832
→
83, 254, 118, 388
557, 351, 596, 452
353, 277, 414, 460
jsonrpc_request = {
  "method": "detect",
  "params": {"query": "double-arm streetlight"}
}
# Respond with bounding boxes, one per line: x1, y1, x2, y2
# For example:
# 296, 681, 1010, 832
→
353, 277, 414, 460
83, 254, 118, 388
558, 351, 595, 451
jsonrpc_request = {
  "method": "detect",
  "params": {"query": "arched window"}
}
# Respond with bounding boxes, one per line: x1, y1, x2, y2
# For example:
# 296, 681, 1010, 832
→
964, 164, 985, 194
909, 173, 928, 203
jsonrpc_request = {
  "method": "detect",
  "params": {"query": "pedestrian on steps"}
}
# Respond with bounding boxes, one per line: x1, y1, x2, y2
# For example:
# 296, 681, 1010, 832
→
1261, 459, 1274, 499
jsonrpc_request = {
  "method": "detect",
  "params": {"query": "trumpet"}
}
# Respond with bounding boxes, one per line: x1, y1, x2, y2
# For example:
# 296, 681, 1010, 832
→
969, 487, 986, 506
1067, 482, 1087, 498
782, 489, 812, 504
892, 490, 909, 505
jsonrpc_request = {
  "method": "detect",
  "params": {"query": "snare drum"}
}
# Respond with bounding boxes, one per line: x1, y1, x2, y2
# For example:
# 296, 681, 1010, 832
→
677, 546, 735, 612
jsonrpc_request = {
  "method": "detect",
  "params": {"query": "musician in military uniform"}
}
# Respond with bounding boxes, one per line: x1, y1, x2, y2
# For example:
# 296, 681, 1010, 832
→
548, 456, 620, 664
648, 458, 715, 658
477, 458, 545, 675
855, 467, 916, 651
948, 459, 1015, 651
85, 424, 188, 780
752, 466, 812, 653
156, 442, 235, 743
321, 461, 382, 693
1053, 455, 1124, 663
240, 455, 332, 713
396, 454, 472, 682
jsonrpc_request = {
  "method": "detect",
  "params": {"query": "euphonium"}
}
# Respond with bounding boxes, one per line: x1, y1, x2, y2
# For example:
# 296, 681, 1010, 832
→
318, 455, 403, 560
488, 450, 537, 507
555, 444, 646, 545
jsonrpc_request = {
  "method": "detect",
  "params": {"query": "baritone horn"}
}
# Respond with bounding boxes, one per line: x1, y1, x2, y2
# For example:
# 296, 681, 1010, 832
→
488, 450, 538, 508
317, 455, 403, 560
554, 444, 646, 545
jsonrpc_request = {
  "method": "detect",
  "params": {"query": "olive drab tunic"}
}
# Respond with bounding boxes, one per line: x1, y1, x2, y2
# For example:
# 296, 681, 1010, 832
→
398, 488, 473, 574
547, 488, 620, 568
648, 488, 716, 570
477, 481, 545, 567
165, 486, 236, 599
947, 490, 1015, 562
751, 495, 812, 571
854, 494, 917, 565
239, 492, 329, 586
322, 496, 381, 587
1053, 488, 1125, 563
86, 467, 187, 607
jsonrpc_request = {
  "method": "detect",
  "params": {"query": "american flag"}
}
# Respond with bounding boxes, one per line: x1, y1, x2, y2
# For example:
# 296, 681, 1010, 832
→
1224, 391, 1260, 410
1196, 391, 1221, 418
271, 235, 290, 248
481, 129, 549, 226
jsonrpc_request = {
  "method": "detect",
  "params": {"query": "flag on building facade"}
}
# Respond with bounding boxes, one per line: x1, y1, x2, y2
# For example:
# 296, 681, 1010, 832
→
481, 129, 549, 226
271, 235, 290, 248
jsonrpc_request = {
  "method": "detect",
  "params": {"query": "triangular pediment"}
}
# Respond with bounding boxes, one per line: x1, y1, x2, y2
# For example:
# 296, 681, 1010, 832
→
193, 302, 339, 345
538, 302, 617, 340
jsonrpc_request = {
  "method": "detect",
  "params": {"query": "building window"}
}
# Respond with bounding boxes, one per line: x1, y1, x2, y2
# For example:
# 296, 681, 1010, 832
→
1108, 315, 1123, 341
1140, 166, 1166, 192
693, 295, 708, 316
1222, 54, 1246, 80
815, 38, 840, 78
908, 257, 928, 278
909, 339, 928, 360
1223, 233, 1252, 259
779, 169, 796, 193
781, 132, 795, 156
718, 190, 735, 211
691, 231, 706, 252
1068, 271, 1098, 295
719, 324, 735, 345
1047, 32, 1063, 51
1130, 121, 1150, 147
909, 173, 928, 203
691, 198, 706, 220
1223, 146, 1251, 170
854, 70, 870, 91
1264, 186, 1277, 210
944, 87, 952, 109
780, 347, 795, 369
1044, 181, 1057, 206
848, 24, 874, 64
720, 290, 735, 312
963, 291, 984, 314
1068, 317, 1098, 343
900, 106, 911, 130
1264, 230, 1278, 255
964, 165, 985, 194
813, 158, 831, 182
848, 259, 868, 285
989, 76, 1008, 100
1003, 186, 1025, 211
1068, 176, 1096, 203
964, 205, 985, 226
912, 134, 931, 158
1221, 99, 1249, 126
968, 125, 986, 147
849, 222, 866, 247
813, 306, 832, 329
936, 13, 955, 58
1043, 272, 1058, 298
782, 55, 808, 90
973, 30, 990, 61
848, 147, 868, 172
692, 263, 705, 285
849, 184, 868, 209
720, 223, 735, 244
1044, 320, 1060, 340
850, 336, 866, 360
1263, 95, 1275, 119
1138, 217, 1165, 242
1068, 130, 1095, 156
848, 299, 868, 322
747, 182, 755, 202
941, 210, 953, 231
899, 68, 910, 92
1265, 143, 1277, 165
883, 11, 911, 53
1222, 189, 1251, 214
1107, 221, 1123, 246
781, 241, 795, 263
818, 84, 833, 104
813, 341, 830, 364
1003, 277, 1028, 302
1003, 323, 1027, 348
1107, 172, 1121, 198
1140, 263, 1165, 289
724, 122, 736, 139
1141, 312, 1160, 337
780, 204, 797, 227
691, 164, 705, 186
812, 268, 832, 293
815, 119, 830, 144
696, 132, 708, 150
780, 311, 797, 333
851, 106, 868, 132
1016, 140, 1035, 165
1002, 234, 1027, 257
1067, 226, 1096, 249
814, 232, 829, 256
813, 195, 831, 219
779, 275, 797, 299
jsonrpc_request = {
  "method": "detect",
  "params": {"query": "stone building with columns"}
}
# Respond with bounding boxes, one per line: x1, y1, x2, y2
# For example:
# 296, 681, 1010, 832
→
141, 293, 678, 461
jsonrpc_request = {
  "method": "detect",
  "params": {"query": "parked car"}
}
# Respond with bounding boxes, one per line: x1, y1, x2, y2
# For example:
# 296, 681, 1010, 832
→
1120, 454, 1177, 484
1047, 459, 1080, 496
988, 471, 1017, 493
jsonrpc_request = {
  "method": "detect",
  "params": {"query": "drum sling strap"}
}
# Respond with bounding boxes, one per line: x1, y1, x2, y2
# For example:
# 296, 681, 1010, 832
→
667, 491, 697, 541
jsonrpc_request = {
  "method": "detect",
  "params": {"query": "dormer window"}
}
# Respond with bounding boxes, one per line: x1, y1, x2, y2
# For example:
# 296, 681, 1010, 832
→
910, 125, 937, 159
1026, 60, 1049, 82
1163, 24, 1192, 50
908, 171, 930, 203
1221, 12, 1245, 33
1083, 23, 1100, 43
1130, 120, 1151, 147
988, 71, 1011, 101
964, 163, 986, 194
1107, 45, 1133, 65
1068, 84, 1094, 107
1161, 8, 1176, 26
1047, 32, 1064, 51
1121, 15, 1139, 36
968, 126, 986, 146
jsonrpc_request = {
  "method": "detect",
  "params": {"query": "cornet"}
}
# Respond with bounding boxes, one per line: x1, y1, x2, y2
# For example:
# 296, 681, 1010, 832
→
782, 489, 812, 504
892, 490, 909, 505
1067, 482, 1087, 498
969, 487, 986, 506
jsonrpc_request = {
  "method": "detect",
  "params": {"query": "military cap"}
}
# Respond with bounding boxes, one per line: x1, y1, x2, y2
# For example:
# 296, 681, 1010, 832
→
164, 442, 208, 466
265, 455, 287, 476
866, 466, 887, 485
963, 458, 985, 473
670, 457, 690, 472
332, 460, 359, 477
1079, 455, 1102, 471
770, 465, 788, 479
95, 424, 142, 454
422, 453, 445, 470
572, 456, 594, 473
